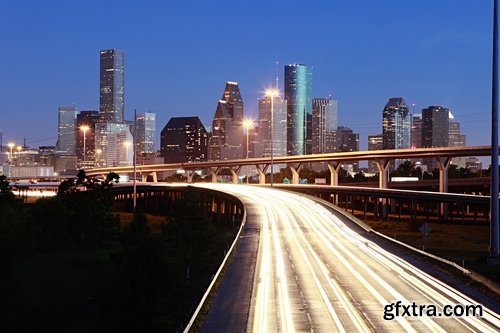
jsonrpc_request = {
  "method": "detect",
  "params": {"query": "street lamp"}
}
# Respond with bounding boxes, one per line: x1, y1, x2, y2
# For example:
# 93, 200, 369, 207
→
265, 89, 279, 187
242, 119, 254, 159
7, 142, 15, 162
80, 125, 90, 166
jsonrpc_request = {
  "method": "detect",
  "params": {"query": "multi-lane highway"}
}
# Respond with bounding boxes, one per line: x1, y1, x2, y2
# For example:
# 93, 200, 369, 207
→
198, 184, 499, 332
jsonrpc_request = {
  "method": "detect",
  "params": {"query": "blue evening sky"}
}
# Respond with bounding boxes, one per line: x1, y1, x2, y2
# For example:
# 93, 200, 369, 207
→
0, 1, 494, 150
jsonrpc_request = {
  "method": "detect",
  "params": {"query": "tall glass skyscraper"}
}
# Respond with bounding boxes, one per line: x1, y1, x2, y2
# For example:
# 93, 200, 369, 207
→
382, 97, 411, 150
99, 49, 125, 123
136, 112, 156, 154
258, 93, 287, 158
57, 106, 78, 155
284, 63, 312, 156
422, 105, 450, 170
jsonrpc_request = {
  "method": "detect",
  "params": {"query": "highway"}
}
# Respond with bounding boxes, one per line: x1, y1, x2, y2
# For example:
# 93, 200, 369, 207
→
197, 184, 500, 333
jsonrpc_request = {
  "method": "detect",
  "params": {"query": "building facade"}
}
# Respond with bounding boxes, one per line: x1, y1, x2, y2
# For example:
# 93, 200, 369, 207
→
312, 97, 338, 154
257, 93, 287, 158
208, 82, 245, 161
161, 116, 208, 163
337, 126, 359, 172
422, 105, 450, 171
284, 63, 312, 156
95, 122, 133, 167
382, 97, 411, 151
367, 134, 383, 173
57, 106, 78, 155
99, 49, 125, 123
76, 111, 100, 168
136, 112, 156, 154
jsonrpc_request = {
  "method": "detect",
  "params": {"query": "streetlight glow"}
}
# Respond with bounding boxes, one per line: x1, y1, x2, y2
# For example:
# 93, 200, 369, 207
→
80, 125, 90, 165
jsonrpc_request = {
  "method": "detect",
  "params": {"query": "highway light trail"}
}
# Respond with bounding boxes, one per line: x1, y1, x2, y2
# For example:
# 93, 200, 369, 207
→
196, 184, 500, 332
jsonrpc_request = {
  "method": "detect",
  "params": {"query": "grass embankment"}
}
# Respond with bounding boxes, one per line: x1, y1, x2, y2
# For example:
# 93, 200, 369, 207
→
364, 218, 500, 283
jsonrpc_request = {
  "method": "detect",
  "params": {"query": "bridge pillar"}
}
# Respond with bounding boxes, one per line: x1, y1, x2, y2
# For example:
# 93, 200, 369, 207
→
327, 162, 342, 186
230, 166, 242, 184
255, 164, 269, 184
376, 159, 392, 219
150, 172, 158, 183
210, 167, 220, 183
375, 159, 391, 189
186, 170, 195, 183
288, 162, 302, 185
437, 157, 452, 220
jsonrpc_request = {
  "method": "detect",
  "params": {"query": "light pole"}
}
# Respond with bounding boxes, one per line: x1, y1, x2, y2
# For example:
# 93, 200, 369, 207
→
490, 0, 499, 264
265, 89, 279, 187
80, 125, 90, 166
243, 119, 253, 159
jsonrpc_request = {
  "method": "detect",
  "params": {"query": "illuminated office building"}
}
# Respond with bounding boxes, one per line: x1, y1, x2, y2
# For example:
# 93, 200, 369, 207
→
99, 49, 125, 123
284, 63, 312, 155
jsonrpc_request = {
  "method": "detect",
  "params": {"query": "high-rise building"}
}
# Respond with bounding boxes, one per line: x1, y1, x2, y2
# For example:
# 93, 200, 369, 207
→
284, 63, 312, 156
368, 134, 383, 173
99, 49, 125, 123
422, 105, 450, 170
95, 123, 133, 167
338, 126, 360, 172
57, 106, 78, 155
257, 93, 287, 158
449, 114, 466, 168
76, 111, 100, 168
161, 116, 208, 163
382, 97, 411, 151
208, 82, 245, 161
136, 112, 156, 154
382, 97, 411, 169
312, 97, 338, 154
411, 113, 422, 149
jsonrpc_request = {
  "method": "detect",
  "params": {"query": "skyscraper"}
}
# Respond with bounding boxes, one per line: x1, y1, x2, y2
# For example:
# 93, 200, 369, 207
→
368, 134, 383, 173
449, 116, 466, 168
284, 63, 312, 156
312, 97, 338, 154
337, 126, 360, 172
382, 97, 411, 169
161, 116, 208, 163
99, 49, 125, 123
76, 110, 100, 168
257, 93, 287, 158
382, 97, 411, 150
208, 82, 245, 161
411, 113, 423, 149
95, 123, 133, 167
422, 105, 450, 170
136, 112, 156, 154
57, 106, 78, 155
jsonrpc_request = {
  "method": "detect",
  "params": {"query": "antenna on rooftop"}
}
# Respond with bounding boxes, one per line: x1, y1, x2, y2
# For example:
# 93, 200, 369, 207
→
275, 60, 279, 91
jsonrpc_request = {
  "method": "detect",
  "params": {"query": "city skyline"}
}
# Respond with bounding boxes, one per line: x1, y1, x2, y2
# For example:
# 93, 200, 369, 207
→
0, 1, 494, 151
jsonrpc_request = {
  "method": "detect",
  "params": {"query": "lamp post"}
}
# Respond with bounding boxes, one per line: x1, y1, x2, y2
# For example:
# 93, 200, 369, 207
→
243, 119, 253, 159
80, 125, 90, 166
490, 0, 499, 263
265, 89, 279, 187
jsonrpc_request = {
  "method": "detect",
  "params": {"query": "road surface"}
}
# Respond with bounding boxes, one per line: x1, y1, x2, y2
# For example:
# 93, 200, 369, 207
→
198, 184, 500, 332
